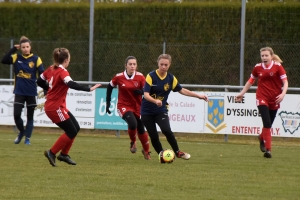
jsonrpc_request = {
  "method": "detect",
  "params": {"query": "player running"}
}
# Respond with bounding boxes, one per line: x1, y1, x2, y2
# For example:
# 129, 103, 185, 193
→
106, 56, 151, 160
235, 47, 288, 158
37, 48, 101, 166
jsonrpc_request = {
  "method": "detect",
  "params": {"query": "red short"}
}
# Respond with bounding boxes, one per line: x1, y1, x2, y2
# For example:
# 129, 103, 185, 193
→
117, 106, 140, 118
45, 107, 70, 123
256, 99, 280, 110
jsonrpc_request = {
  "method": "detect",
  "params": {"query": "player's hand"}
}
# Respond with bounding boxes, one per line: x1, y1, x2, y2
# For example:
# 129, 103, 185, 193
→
14, 45, 20, 49
133, 89, 144, 95
235, 94, 243, 102
199, 94, 209, 102
155, 99, 162, 107
275, 93, 285, 104
90, 84, 101, 91
106, 101, 111, 114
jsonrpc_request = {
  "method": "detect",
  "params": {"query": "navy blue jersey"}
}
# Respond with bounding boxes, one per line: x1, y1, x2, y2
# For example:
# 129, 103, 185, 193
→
141, 70, 182, 115
10, 53, 44, 96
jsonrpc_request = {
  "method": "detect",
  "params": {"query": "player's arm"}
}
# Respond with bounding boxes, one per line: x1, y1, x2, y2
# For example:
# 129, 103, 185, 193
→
276, 68, 288, 104
105, 83, 114, 114
67, 80, 93, 91
37, 74, 49, 96
179, 88, 208, 101
235, 78, 254, 102
1, 46, 17, 64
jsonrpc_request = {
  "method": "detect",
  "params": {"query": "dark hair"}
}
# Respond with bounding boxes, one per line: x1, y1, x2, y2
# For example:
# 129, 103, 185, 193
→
19, 36, 31, 45
53, 48, 70, 68
125, 56, 137, 66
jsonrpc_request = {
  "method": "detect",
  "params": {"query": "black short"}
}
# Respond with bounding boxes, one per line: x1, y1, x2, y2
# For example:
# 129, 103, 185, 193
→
14, 94, 37, 107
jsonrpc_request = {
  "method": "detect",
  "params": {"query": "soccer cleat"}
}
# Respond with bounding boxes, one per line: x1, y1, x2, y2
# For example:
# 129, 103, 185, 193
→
258, 136, 266, 152
57, 154, 77, 165
176, 151, 191, 160
44, 150, 56, 167
264, 151, 272, 158
142, 150, 151, 160
14, 132, 24, 144
24, 137, 31, 145
130, 142, 137, 153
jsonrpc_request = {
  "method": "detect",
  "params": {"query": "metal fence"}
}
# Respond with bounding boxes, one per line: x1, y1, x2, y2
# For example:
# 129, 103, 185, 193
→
1, 39, 299, 88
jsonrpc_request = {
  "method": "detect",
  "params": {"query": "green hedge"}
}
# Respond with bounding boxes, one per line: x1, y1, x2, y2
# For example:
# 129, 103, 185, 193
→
0, 3, 299, 43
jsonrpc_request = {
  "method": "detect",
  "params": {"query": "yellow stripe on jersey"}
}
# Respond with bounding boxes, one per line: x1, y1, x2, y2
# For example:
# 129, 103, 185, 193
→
155, 69, 167, 80
172, 76, 178, 90
145, 74, 153, 86
36, 57, 42, 67
12, 54, 17, 63
23, 53, 33, 59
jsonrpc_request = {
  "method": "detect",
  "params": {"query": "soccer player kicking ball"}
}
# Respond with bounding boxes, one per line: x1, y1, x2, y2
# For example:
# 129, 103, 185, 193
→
141, 54, 209, 160
37, 48, 101, 166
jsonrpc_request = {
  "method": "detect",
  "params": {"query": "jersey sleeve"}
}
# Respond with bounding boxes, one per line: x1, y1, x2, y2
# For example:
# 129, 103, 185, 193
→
60, 69, 72, 84
248, 66, 258, 84
40, 67, 50, 81
11, 54, 17, 64
144, 74, 152, 92
110, 75, 119, 87
278, 65, 287, 81
172, 75, 182, 92
36, 57, 45, 75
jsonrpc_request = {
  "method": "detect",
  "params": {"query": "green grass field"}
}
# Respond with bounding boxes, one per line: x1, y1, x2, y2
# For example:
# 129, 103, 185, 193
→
0, 126, 300, 200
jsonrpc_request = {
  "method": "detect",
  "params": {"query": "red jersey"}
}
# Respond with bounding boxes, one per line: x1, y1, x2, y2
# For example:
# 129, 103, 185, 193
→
250, 61, 287, 102
41, 65, 72, 111
110, 70, 145, 115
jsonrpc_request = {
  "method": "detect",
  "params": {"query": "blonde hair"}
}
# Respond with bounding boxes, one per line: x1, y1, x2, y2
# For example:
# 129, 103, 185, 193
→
19, 36, 31, 45
157, 54, 172, 63
260, 47, 283, 63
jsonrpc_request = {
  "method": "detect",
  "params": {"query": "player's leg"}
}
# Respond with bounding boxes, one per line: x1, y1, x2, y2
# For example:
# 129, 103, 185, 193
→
13, 94, 26, 144
258, 105, 272, 158
136, 117, 150, 159
269, 110, 278, 126
44, 108, 77, 166
155, 113, 190, 160
24, 96, 37, 145
60, 112, 80, 156
54, 115, 78, 165
122, 111, 137, 153
141, 115, 163, 154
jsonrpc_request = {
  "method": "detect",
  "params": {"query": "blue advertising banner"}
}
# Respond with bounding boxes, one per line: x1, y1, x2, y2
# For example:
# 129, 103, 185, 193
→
94, 88, 127, 130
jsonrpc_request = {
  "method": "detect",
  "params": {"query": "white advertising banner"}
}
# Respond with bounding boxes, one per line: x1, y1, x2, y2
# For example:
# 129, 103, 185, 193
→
204, 92, 300, 138
0, 86, 95, 129
1, 84, 300, 138
158, 91, 206, 133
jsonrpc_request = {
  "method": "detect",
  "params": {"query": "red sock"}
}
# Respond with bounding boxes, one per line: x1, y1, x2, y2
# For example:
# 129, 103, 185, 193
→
138, 132, 150, 152
50, 133, 72, 154
61, 137, 75, 155
263, 128, 271, 151
128, 128, 136, 143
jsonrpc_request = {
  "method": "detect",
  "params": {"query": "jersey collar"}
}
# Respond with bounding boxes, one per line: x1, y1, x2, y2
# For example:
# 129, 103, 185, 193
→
124, 70, 135, 80
262, 60, 274, 69
22, 53, 34, 59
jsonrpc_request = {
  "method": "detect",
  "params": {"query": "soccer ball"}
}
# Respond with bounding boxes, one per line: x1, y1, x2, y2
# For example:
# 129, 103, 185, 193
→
158, 149, 175, 164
